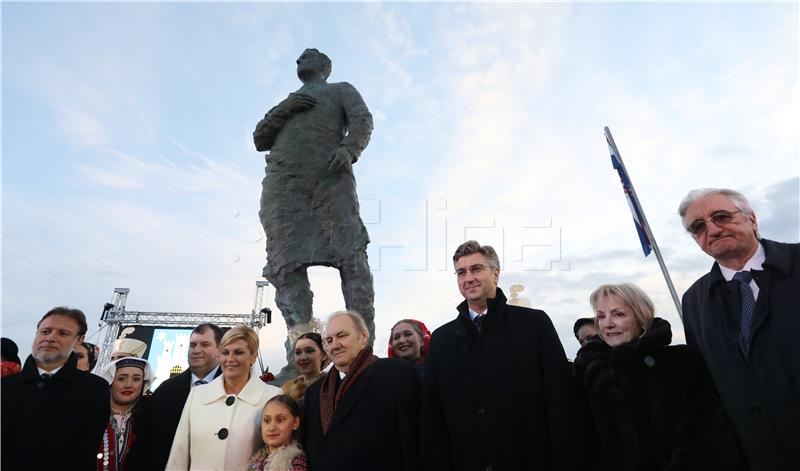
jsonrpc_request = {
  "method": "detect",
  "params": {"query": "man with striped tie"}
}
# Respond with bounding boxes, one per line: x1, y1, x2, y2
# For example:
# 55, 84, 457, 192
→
146, 323, 224, 470
679, 188, 800, 471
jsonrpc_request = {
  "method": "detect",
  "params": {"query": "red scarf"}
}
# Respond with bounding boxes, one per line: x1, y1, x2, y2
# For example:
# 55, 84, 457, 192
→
0, 361, 21, 377
319, 346, 376, 434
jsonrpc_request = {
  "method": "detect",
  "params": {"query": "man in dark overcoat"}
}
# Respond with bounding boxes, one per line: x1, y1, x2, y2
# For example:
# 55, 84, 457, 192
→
678, 188, 800, 470
144, 323, 223, 470
1, 307, 109, 470
422, 240, 584, 471
302, 310, 420, 471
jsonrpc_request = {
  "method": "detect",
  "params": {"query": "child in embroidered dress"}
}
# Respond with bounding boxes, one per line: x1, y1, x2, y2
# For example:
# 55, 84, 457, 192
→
247, 394, 308, 471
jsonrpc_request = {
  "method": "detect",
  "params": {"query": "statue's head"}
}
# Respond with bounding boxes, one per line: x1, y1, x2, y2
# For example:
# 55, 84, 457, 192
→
297, 48, 332, 82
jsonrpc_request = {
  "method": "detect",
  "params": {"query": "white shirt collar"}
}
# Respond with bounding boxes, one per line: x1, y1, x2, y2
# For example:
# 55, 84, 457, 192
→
191, 364, 219, 385
37, 365, 64, 376
719, 243, 766, 281
468, 307, 488, 320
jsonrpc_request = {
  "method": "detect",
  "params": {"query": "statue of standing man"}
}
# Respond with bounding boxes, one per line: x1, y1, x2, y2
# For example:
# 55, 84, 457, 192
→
253, 49, 376, 358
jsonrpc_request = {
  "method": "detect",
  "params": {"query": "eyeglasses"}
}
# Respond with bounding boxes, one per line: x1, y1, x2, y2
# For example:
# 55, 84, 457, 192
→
455, 264, 489, 277
686, 210, 742, 236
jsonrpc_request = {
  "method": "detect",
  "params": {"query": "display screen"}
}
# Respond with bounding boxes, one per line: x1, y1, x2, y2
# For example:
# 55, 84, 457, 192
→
147, 328, 193, 391
116, 325, 193, 391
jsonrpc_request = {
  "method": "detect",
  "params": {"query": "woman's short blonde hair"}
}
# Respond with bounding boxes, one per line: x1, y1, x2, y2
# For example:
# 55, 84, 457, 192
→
589, 283, 655, 332
220, 325, 259, 354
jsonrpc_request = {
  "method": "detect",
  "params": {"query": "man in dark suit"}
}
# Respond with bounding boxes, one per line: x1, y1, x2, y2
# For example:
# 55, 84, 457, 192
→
1, 307, 109, 470
302, 311, 420, 471
679, 188, 800, 471
421, 240, 583, 471
145, 323, 224, 470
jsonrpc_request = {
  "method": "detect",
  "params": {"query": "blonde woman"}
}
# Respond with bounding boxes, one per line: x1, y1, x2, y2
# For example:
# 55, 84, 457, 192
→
167, 325, 281, 470
574, 283, 743, 471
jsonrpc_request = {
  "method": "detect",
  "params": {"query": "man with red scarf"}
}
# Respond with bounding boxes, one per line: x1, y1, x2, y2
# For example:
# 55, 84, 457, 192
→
301, 311, 420, 471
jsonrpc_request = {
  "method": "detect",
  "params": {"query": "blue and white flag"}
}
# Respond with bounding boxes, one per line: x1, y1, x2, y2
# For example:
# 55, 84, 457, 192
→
606, 133, 652, 257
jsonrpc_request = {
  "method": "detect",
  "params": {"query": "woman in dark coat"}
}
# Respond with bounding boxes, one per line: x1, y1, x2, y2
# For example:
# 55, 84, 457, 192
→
574, 283, 743, 471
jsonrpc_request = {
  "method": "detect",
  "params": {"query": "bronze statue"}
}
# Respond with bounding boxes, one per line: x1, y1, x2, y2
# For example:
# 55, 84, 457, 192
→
254, 49, 376, 369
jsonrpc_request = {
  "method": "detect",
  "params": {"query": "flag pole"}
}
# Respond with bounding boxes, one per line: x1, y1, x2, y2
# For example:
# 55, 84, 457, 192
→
604, 127, 683, 321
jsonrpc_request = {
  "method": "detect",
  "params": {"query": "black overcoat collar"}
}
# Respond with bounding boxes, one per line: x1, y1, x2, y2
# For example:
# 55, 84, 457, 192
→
19, 352, 80, 382
705, 239, 789, 293
455, 287, 509, 339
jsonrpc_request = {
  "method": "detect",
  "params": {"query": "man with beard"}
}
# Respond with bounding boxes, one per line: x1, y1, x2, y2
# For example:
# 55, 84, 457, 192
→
1, 307, 109, 470
146, 323, 224, 470
96, 357, 154, 470
678, 188, 800, 470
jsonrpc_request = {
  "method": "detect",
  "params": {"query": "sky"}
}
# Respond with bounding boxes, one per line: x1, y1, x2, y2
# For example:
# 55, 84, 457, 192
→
3, 2, 798, 373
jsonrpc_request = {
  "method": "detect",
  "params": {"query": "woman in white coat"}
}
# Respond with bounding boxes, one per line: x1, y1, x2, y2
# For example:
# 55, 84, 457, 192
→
167, 325, 281, 470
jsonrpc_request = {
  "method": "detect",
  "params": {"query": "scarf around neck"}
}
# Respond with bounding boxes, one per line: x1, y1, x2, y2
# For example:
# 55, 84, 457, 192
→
319, 346, 377, 434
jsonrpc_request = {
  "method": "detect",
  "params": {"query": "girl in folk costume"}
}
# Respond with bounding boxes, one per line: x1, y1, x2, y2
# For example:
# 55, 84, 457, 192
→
247, 395, 308, 471
97, 357, 154, 471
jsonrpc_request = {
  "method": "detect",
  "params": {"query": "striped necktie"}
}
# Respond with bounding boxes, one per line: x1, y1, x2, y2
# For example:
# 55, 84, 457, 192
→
193, 379, 207, 387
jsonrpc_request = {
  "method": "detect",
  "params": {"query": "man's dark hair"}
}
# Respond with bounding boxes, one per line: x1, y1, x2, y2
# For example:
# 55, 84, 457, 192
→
573, 317, 595, 340
452, 240, 501, 270
37, 307, 88, 337
192, 323, 224, 346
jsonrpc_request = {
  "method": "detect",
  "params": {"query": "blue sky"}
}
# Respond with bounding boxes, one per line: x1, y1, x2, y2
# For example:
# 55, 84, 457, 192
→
3, 2, 798, 371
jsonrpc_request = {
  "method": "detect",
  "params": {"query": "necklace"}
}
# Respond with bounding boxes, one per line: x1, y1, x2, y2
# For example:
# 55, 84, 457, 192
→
101, 429, 110, 470
100, 409, 134, 470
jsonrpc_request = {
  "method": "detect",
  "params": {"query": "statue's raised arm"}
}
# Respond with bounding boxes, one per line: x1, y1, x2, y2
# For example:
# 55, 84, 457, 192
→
253, 93, 318, 152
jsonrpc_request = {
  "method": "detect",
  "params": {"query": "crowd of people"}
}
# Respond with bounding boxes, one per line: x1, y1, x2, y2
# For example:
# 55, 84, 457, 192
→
1, 187, 798, 471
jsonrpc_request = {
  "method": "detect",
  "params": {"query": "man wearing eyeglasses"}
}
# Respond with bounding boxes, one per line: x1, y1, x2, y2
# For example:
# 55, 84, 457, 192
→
679, 188, 799, 471
421, 240, 583, 471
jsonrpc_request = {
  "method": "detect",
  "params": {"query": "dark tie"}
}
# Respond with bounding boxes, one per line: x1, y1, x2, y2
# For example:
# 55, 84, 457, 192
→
474, 314, 485, 330
193, 379, 207, 387
733, 270, 756, 352
41, 373, 52, 379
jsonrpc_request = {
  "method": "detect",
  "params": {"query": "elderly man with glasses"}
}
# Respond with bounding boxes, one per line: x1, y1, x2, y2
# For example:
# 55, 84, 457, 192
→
678, 188, 800, 471
421, 240, 584, 471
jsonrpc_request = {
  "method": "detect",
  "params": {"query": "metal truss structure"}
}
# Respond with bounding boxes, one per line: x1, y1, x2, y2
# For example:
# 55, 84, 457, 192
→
95, 281, 271, 372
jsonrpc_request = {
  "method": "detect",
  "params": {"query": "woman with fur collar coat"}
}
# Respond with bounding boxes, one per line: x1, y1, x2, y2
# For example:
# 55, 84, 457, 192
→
574, 283, 743, 471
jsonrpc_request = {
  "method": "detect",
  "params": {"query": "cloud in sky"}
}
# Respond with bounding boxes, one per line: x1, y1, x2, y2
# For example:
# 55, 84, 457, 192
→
755, 177, 800, 243
3, 3, 797, 368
